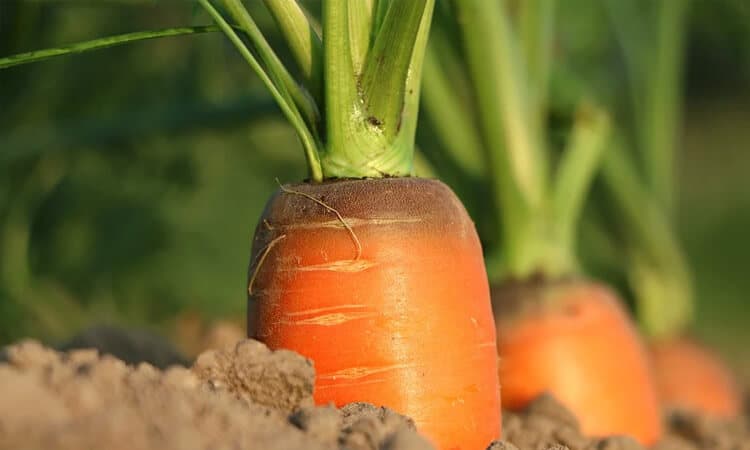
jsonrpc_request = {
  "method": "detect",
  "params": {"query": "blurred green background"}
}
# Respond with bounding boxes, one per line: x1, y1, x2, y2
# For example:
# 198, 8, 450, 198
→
0, 1, 748, 379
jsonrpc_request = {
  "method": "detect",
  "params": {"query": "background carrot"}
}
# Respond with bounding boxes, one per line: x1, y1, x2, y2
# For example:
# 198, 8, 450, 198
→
420, 1, 662, 444
587, 0, 744, 418
651, 337, 742, 417
495, 281, 661, 442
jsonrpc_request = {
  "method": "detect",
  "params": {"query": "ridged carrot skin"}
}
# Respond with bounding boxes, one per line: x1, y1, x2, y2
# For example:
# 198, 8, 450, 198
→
651, 336, 741, 418
248, 178, 501, 450
493, 280, 662, 446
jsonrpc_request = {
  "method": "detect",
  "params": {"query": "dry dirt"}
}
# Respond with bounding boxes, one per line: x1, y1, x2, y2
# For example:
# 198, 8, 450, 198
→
0, 338, 747, 450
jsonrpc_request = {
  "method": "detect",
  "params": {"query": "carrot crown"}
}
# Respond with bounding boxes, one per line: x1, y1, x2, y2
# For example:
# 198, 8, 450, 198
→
199, 0, 435, 181
422, 1, 610, 282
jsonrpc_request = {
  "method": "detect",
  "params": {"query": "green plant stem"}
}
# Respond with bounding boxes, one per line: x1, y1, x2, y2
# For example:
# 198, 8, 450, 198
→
520, 0, 556, 135
552, 103, 610, 267
642, 0, 688, 215
321, 0, 359, 172
222, 0, 321, 136
421, 39, 484, 177
319, 0, 433, 179
392, 0, 435, 164
455, 0, 549, 278
199, 0, 323, 181
361, 0, 427, 140
262, 0, 324, 103
347, 0, 376, 74
0, 26, 219, 70
601, 137, 693, 338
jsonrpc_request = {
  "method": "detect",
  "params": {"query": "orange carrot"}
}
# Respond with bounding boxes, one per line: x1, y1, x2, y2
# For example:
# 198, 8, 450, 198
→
494, 280, 662, 446
651, 337, 741, 418
248, 178, 501, 450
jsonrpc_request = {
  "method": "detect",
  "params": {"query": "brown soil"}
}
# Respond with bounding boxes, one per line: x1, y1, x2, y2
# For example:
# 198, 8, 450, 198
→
0, 338, 747, 450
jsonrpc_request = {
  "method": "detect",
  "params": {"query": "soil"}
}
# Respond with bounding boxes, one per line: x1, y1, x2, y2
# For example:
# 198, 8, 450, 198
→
0, 338, 747, 450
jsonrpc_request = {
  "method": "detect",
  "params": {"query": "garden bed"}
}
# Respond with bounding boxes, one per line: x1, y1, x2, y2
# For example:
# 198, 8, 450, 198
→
0, 338, 746, 450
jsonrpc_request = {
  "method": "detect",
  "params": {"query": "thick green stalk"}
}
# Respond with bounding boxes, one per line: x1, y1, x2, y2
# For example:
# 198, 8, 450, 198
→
520, 0, 556, 135
421, 39, 484, 177
320, 0, 433, 179
0, 26, 219, 69
601, 138, 694, 338
552, 103, 610, 269
642, 0, 688, 215
348, 0, 376, 74
321, 0, 359, 173
361, 0, 427, 140
391, 0, 435, 163
455, 0, 548, 278
262, 0, 324, 103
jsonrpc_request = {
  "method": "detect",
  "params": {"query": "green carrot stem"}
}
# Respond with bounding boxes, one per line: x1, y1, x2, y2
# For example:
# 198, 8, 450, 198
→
360, 0, 427, 141
347, 0, 377, 74
601, 137, 694, 338
520, 0, 556, 136
421, 39, 485, 177
552, 103, 610, 267
262, 0, 324, 104
199, 0, 323, 181
642, 0, 688, 215
455, 0, 551, 278
222, 0, 321, 137
319, 0, 433, 179
0, 26, 219, 70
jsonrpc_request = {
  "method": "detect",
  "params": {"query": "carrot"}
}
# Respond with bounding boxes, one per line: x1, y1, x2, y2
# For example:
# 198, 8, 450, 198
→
193, 2, 501, 449
651, 337, 741, 418
248, 178, 500, 449
494, 280, 662, 444
420, 2, 663, 445
595, 0, 739, 422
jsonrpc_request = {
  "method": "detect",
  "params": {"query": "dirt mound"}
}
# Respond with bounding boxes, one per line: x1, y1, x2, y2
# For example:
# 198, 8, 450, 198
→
496, 394, 643, 450
494, 393, 750, 450
0, 339, 430, 450
0, 339, 747, 450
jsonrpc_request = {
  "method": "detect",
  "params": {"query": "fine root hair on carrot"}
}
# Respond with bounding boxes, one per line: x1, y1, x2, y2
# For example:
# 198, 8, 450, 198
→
248, 234, 287, 295
277, 181, 362, 260
262, 219, 274, 230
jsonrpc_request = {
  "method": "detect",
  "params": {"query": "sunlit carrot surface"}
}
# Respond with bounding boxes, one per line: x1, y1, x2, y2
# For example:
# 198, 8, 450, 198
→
248, 178, 501, 450
651, 336, 741, 418
493, 280, 662, 446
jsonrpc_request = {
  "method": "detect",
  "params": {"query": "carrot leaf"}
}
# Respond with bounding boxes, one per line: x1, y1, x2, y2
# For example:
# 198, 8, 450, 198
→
348, 0, 377, 74
359, 0, 428, 141
198, 0, 323, 181
552, 103, 610, 262
221, 0, 320, 137
421, 35, 485, 178
520, 0, 557, 135
0, 26, 219, 70
600, 137, 694, 338
262, 0, 324, 103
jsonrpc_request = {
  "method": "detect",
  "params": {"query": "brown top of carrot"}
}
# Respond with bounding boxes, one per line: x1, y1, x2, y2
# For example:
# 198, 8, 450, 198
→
256, 178, 472, 236
489, 276, 608, 326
